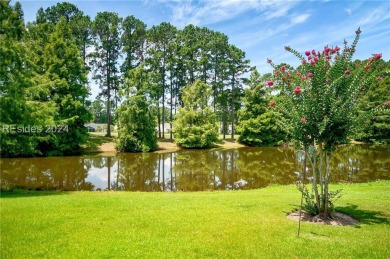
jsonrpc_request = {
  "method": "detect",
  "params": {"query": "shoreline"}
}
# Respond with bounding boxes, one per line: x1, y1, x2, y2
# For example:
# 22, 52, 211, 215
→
84, 138, 246, 155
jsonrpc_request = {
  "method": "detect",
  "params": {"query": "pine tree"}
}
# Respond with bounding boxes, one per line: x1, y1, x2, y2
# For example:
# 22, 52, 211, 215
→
173, 80, 219, 148
117, 65, 157, 152
40, 18, 91, 155
90, 12, 122, 137
238, 68, 286, 146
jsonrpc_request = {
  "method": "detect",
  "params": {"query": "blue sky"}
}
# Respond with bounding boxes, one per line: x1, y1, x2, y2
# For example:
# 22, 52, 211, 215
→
18, 0, 390, 97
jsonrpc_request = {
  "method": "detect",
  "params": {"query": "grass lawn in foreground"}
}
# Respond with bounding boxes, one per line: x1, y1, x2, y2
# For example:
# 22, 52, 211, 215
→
1, 181, 389, 258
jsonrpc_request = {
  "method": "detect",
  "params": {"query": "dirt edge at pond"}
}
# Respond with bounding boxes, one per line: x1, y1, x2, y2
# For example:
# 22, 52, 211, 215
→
287, 210, 359, 226
87, 139, 246, 154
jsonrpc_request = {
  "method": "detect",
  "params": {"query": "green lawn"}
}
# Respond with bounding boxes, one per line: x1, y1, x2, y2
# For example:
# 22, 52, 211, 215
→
1, 181, 389, 258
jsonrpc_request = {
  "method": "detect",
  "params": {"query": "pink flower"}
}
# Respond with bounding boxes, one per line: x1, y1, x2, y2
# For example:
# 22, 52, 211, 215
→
296, 71, 301, 76
274, 70, 279, 75
364, 65, 371, 70
311, 49, 316, 55
307, 72, 313, 78
345, 70, 351, 75
269, 100, 275, 107
334, 46, 340, 52
324, 47, 331, 55
301, 59, 307, 65
305, 51, 310, 56
267, 80, 274, 87
281, 65, 286, 72
326, 78, 330, 83
374, 53, 382, 60
377, 76, 382, 81
301, 75, 307, 81
294, 86, 302, 94
301, 117, 307, 123
314, 57, 319, 63
384, 102, 390, 107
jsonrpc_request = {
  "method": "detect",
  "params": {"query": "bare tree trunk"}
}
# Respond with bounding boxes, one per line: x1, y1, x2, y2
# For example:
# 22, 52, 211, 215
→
157, 100, 161, 138
323, 151, 331, 216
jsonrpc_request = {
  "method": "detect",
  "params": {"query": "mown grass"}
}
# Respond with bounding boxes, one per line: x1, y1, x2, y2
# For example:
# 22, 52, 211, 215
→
1, 181, 389, 258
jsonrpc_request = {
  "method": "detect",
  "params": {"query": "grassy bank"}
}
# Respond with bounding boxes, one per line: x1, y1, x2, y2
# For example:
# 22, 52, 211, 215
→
1, 181, 389, 258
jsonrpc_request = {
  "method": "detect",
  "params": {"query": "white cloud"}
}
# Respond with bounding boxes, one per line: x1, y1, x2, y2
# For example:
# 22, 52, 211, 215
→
290, 13, 311, 25
166, 0, 297, 28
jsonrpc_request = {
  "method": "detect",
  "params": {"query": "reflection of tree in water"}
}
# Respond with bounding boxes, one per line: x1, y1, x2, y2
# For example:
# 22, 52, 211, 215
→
1, 145, 388, 192
235, 147, 298, 189
330, 145, 390, 183
115, 153, 159, 191
173, 150, 216, 191
0, 157, 93, 190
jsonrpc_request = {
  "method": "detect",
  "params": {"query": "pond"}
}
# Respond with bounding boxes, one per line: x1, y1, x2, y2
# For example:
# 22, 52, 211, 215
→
1, 145, 389, 192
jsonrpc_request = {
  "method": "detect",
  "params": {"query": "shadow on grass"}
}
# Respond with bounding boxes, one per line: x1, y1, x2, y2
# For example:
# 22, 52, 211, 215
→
82, 135, 114, 154
0, 189, 70, 199
337, 204, 390, 225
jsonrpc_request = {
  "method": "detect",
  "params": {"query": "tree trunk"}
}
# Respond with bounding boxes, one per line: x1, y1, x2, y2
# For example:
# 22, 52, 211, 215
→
323, 151, 331, 216
231, 75, 235, 139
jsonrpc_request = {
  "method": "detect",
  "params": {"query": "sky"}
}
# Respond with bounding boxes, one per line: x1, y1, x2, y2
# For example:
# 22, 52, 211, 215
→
17, 0, 390, 98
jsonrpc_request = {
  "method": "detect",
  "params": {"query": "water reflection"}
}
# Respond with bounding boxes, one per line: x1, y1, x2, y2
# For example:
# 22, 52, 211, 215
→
1, 145, 389, 192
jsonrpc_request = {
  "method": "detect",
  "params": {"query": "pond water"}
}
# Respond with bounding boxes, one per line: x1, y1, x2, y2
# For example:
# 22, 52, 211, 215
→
1, 145, 389, 192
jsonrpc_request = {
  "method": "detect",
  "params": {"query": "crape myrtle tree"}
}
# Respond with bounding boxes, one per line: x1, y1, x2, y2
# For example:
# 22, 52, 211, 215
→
173, 80, 219, 148
267, 28, 386, 217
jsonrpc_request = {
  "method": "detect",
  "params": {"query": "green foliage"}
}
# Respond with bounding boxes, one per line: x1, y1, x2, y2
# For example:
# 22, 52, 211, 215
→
238, 111, 286, 146
268, 29, 386, 216
354, 60, 390, 143
0, 1, 55, 157
117, 65, 157, 152
90, 11, 122, 137
1, 2, 91, 157
173, 80, 219, 148
238, 68, 287, 146
117, 95, 157, 152
39, 18, 91, 155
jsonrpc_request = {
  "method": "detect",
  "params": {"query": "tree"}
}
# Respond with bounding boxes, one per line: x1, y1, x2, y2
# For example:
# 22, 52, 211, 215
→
88, 99, 108, 123
0, 1, 56, 157
35, 2, 92, 63
267, 28, 386, 217
121, 15, 147, 72
117, 65, 157, 152
39, 18, 91, 155
147, 22, 177, 138
238, 68, 286, 146
216, 44, 249, 139
90, 12, 122, 137
354, 59, 390, 143
173, 80, 219, 148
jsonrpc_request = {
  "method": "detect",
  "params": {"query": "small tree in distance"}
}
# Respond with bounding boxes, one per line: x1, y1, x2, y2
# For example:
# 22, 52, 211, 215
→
173, 80, 219, 148
267, 28, 386, 217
